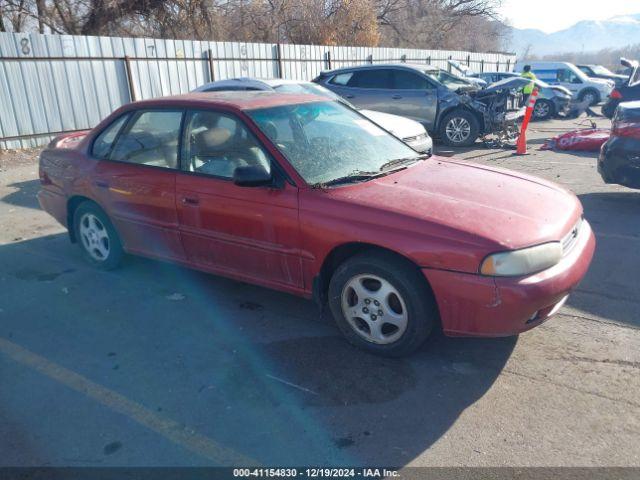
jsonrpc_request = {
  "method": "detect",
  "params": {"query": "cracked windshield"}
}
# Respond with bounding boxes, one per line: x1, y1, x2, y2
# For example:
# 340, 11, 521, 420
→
248, 101, 421, 185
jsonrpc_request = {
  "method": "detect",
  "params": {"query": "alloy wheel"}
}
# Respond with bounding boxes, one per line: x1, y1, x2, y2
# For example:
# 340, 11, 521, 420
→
340, 274, 408, 345
445, 117, 471, 144
534, 102, 550, 118
79, 213, 110, 261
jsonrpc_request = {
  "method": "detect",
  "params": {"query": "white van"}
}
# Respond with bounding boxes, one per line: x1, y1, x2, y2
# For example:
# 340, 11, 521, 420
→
514, 61, 614, 105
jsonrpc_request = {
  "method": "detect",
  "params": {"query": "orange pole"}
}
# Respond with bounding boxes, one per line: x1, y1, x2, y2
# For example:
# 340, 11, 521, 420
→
515, 88, 539, 155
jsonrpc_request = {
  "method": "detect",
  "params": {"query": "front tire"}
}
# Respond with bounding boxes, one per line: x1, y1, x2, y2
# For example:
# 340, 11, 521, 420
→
439, 109, 480, 147
532, 99, 554, 120
328, 251, 438, 357
73, 202, 124, 270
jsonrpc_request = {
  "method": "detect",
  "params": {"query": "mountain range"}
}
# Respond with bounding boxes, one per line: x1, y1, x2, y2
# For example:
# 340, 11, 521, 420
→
509, 14, 640, 57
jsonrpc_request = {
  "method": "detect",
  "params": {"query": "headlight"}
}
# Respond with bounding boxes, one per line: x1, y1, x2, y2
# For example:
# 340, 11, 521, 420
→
480, 242, 562, 276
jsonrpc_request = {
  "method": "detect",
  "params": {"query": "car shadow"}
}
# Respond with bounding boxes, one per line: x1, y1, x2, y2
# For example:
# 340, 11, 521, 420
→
0, 233, 517, 466
1, 180, 41, 210
571, 191, 640, 328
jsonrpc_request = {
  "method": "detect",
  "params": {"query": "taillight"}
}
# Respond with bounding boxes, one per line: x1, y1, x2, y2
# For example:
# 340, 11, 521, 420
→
610, 89, 623, 99
612, 121, 640, 140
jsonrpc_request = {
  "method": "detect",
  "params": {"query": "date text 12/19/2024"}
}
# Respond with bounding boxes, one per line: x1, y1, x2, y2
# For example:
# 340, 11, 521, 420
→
233, 469, 400, 478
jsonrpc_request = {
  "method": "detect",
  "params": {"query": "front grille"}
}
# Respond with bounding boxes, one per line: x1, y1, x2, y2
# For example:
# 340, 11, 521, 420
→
561, 218, 583, 256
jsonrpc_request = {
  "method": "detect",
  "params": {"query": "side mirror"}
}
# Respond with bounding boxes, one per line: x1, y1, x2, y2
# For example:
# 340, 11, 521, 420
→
233, 165, 273, 187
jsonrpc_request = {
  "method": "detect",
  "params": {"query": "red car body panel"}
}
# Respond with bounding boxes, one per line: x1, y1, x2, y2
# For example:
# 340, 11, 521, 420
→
38, 92, 596, 336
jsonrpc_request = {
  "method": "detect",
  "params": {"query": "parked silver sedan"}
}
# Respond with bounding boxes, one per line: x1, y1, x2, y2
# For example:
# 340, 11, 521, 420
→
193, 78, 433, 154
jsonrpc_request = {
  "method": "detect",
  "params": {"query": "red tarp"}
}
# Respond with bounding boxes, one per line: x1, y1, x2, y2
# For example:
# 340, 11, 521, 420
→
541, 128, 610, 152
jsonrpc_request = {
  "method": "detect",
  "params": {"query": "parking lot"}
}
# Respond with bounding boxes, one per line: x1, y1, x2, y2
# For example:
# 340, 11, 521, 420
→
1, 113, 639, 467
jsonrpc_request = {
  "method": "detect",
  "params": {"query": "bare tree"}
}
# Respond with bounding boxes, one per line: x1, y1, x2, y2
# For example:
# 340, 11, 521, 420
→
1, 0, 508, 53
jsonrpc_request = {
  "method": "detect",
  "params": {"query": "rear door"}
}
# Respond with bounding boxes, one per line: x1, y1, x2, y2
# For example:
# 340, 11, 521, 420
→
175, 108, 303, 290
387, 69, 438, 129
326, 69, 394, 112
88, 109, 186, 262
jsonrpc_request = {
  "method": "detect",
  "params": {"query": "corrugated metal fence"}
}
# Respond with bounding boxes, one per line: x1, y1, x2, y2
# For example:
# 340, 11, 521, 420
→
0, 32, 516, 149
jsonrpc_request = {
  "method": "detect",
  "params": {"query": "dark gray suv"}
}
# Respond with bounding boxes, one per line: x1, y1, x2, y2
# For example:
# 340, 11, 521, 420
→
314, 63, 510, 147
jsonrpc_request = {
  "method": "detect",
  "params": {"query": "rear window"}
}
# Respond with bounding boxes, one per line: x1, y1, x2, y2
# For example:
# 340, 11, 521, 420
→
203, 86, 263, 91
347, 70, 392, 89
329, 73, 353, 86
109, 110, 184, 169
91, 114, 130, 159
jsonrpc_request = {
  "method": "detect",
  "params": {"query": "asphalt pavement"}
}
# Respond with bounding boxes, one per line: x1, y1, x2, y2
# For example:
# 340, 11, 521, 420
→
0, 113, 639, 467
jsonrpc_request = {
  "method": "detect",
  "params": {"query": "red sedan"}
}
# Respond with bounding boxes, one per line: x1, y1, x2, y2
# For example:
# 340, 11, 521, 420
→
38, 92, 595, 356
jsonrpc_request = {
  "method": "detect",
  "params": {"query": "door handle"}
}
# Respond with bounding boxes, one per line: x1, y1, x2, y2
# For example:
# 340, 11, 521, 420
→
344, 94, 355, 98
392, 95, 403, 100
181, 196, 200, 206
94, 180, 109, 189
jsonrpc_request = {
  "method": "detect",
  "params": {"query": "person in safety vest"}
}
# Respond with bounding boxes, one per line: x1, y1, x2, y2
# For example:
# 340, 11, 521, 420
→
520, 65, 537, 106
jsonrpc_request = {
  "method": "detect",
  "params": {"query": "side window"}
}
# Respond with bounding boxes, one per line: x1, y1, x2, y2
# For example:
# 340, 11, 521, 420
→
183, 110, 272, 179
392, 70, 430, 89
91, 114, 129, 159
329, 72, 354, 86
110, 110, 183, 169
347, 70, 392, 89
557, 69, 581, 84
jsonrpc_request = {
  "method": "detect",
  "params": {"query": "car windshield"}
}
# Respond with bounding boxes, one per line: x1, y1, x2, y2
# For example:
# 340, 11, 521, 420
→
590, 65, 615, 76
247, 101, 420, 186
423, 69, 469, 89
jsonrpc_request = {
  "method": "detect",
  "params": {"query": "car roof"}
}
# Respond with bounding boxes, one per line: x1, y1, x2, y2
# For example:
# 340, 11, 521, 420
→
194, 77, 319, 92
322, 63, 432, 74
123, 91, 326, 111
193, 78, 272, 91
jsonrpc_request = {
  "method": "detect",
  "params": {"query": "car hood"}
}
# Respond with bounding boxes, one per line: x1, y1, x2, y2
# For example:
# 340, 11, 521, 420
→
591, 77, 614, 87
549, 85, 572, 97
323, 157, 581, 252
360, 109, 426, 138
484, 77, 530, 93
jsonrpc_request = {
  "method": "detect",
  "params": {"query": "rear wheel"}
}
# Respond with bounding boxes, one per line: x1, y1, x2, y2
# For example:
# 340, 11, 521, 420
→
532, 99, 554, 120
439, 109, 480, 147
73, 202, 124, 270
579, 89, 600, 106
328, 251, 438, 357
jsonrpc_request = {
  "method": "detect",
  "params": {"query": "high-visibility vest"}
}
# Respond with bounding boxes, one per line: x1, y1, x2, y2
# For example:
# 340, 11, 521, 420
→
521, 71, 536, 94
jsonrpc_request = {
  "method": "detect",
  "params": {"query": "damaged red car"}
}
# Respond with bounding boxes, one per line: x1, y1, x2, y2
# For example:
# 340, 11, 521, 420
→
38, 92, 595, 356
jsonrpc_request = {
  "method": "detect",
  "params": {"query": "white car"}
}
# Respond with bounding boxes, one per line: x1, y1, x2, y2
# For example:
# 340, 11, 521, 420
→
193, 78, 433, 154
514, 61, 614, 105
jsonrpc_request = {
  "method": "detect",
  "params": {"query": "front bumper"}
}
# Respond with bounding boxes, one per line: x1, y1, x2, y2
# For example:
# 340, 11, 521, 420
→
422, 220, 596, 337
553, 96, 571, 115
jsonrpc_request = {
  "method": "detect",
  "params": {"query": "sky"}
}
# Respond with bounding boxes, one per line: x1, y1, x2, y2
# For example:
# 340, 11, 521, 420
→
500, 0, 640, 33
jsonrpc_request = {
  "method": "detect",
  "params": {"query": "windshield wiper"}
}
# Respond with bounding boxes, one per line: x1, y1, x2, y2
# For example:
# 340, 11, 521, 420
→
379, 154, 429, 172
311, 171, 383, 188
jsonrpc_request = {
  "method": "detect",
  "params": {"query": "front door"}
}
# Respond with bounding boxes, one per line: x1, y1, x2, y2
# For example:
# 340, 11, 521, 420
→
176, 109, 303, 290
387, 69, 438, 130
